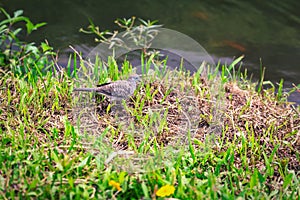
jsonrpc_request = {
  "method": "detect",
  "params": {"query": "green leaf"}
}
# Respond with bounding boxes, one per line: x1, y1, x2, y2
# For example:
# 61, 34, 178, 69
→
188, 131, 195, 162
26, 21, 46, 34
283, 173, 293, 189
141, 182, 149, 198
41, 42, 53, 52
0, 7, 11, 19
51, 151, 63, 171
34, 22, 47, 29
78, 155, 91, 168
250, 169, 258, 189
25, 45, 39, 56
0, 174, 5, 190
29, 178, 39, 189
26, 20, 34, 34
257, 170, 265, 184
13, 10, 23, 17
228, 55, 244, 71
118, 171, 127, 183
0, 24, 7, 33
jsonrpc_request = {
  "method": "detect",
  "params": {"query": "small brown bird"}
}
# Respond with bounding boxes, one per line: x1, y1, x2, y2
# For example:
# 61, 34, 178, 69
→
73, 74, 140, 100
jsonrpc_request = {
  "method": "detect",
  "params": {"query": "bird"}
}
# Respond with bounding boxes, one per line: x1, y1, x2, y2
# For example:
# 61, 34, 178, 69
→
73, 74, 140, 100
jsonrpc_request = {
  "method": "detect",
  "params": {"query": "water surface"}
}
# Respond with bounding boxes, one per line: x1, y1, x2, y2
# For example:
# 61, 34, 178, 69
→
2, 0, 300, 102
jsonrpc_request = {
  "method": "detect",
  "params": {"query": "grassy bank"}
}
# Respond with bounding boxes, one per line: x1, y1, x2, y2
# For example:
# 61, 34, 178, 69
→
1, 9, 300, 199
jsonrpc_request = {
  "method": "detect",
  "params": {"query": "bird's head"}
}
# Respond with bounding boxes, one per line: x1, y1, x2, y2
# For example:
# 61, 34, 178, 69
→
128, 74, 141, 83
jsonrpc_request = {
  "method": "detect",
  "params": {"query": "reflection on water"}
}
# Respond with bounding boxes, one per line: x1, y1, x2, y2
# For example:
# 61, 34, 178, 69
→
2, 0, 300, 103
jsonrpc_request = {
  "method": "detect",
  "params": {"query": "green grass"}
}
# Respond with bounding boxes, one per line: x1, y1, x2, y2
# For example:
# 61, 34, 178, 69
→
1, 8, 300, 199
1, 54, 300, 199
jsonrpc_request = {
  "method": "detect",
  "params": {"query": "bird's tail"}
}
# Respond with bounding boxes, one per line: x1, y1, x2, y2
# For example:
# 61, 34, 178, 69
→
73, 88, 97, 92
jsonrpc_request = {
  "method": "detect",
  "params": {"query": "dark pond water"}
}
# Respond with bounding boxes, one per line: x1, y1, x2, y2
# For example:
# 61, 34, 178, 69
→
2, 0, 300, 103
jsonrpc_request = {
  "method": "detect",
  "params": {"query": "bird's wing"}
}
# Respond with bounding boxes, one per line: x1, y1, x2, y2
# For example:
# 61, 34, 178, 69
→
96, 80, 132, 97
96, 82, 112, 87
95, 81, 119, 96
